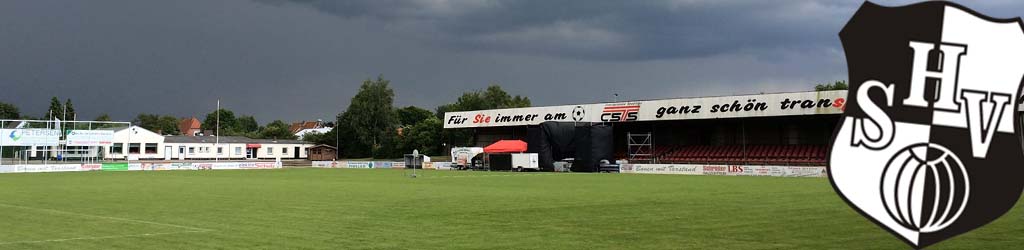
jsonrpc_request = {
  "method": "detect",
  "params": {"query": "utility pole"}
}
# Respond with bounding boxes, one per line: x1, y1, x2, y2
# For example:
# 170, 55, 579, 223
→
216, 99, 220, 162
334, 120, 339, 161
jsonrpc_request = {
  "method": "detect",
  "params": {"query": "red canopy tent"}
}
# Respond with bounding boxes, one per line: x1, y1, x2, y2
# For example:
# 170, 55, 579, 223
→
483, 140, 527, 153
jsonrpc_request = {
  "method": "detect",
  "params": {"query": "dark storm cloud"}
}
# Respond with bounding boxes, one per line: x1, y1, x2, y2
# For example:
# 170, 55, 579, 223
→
2, 0, 1023, 123
258, 0, 858, 60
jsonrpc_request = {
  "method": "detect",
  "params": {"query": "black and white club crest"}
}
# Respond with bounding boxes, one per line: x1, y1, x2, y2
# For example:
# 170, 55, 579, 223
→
830, 1, 1024, 248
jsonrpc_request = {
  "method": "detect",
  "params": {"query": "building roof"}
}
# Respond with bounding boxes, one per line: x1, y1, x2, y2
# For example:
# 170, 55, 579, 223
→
163, 135, 309, 145
309, 144, 337, 150
295, 127, 332, 139
289, 120, 323, 134
178, 117, 201, 135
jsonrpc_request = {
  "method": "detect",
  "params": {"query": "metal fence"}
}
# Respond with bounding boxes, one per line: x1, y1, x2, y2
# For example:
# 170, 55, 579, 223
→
0, 119, 132, 166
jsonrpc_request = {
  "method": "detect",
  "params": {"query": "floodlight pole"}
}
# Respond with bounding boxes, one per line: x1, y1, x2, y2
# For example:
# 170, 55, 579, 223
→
0, 120, 4, 166
216, 99, 220, 162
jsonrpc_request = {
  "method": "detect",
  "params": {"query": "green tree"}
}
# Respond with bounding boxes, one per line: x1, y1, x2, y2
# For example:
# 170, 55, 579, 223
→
0, 102, 20, 119
334, 111, 366, 158
256, 119, 296, 139
434, 85, 531, 146
133, 114, 180, 135
815, 80, 849, 91
435, 103, 458, 120
509, 95, 531, 108
91, 113, 118, 128
237, 115, 260, 134
257, 120, 297, 140
397, 106, 433, 126
94, 113, 112, 121
398, 117, 443, 156
202, 109, 238, 135
344, 75, 399, 158
46, 97, 63, 120
301, 129, 336, 146
64, 98, 76, 120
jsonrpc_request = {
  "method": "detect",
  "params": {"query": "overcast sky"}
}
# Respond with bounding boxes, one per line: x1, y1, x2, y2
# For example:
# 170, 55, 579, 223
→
1, 0, 1022, 124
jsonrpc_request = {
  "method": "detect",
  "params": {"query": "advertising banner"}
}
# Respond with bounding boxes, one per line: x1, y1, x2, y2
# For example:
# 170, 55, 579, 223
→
782, 166, 829, 178
639, 90, 846, 121
444, 104, 595, 128
346, 161, 372, 169
66, 130, 114, 146
0, 161, 281, 174
443, 90, 847, 128
101, 163, 130, 171
81, 164, 102, 171
0, 129, 61, 146
141, 163, 197, 171
623, 164, 704, 175
16, 164, 84, 173
621, 164, 826, 178
0, 166, 16, 173
433, 162, 453, 170
312, 161, 341, 168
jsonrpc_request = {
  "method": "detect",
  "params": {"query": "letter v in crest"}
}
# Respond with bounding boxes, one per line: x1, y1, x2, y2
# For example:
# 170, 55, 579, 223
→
829, 1, 1024, 249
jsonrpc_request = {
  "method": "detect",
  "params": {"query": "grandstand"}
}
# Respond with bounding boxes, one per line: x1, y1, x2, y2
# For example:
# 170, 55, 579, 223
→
443, 90, 844, 168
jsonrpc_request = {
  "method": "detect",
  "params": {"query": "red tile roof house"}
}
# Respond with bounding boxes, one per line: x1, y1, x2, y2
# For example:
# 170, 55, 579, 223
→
289, 120, 323, 134
179, 117, 202, 136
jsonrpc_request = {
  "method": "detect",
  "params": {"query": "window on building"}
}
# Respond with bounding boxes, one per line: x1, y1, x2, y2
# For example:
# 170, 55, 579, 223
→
189, 147, 195, 154
282, 147, 288, 154
145, 143, 158, 154
235, 147, 242, 155
111, 143, 124, 154
217, 147, 223, 155
128, 143, 141, 154
268, 147, 274, 155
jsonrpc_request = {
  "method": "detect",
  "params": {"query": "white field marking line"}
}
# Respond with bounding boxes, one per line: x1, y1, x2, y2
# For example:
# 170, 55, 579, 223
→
0, 230, 207, 246
0, 203, 212, 232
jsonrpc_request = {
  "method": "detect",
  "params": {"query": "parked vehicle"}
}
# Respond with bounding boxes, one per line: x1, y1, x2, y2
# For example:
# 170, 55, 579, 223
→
511, 153, 539, 172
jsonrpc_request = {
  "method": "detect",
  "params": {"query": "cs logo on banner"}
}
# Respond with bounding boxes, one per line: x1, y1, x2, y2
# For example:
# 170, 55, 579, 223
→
829, 1, 1024, 248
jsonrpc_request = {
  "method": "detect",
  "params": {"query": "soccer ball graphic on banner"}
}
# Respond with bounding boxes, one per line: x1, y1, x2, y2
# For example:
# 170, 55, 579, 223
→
880, 143, 969, 233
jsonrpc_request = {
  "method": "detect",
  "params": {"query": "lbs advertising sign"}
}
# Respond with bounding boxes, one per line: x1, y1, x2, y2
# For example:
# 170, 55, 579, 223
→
829, 1, 1024, 248
0, 129, 60, 146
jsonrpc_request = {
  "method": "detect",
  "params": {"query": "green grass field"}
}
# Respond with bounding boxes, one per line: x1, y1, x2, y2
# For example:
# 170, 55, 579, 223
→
0, 168, 1021, 249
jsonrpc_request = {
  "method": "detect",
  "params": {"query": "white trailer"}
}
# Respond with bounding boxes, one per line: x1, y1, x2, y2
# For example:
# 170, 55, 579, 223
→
511, 153, 539, 172
451, 147, 484, 169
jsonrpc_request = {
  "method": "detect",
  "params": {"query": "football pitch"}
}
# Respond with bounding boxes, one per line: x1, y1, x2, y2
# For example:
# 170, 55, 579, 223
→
0, 168, 1021, 249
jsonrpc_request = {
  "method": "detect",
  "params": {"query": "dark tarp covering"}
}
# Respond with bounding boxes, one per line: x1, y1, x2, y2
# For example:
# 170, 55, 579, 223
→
572, 126, 593, 172
541, 122, 578, 161
590, 124, 615, 168
489, 154, 512, 171
531, 122, 614, 172
526, 126, 554, 171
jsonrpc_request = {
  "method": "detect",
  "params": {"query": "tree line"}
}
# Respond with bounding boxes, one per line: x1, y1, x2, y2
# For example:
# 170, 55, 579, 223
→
0, 97, 296, 140
0, 79, 846, 158
132, 109, 297, 140
301, 76, 531, 158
